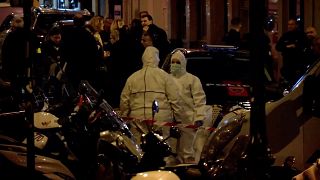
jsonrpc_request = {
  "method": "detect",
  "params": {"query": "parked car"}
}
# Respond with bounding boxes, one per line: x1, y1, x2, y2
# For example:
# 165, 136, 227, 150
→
31, 7, 91, 42
162, 45, 254, 110
0, 5, 22, 32
162, 45, 288, 110
51, 19, 76, 39
0, 7, 91, 42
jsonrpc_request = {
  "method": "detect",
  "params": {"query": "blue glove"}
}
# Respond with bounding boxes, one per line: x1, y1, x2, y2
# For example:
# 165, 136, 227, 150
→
194, 120, 204, 127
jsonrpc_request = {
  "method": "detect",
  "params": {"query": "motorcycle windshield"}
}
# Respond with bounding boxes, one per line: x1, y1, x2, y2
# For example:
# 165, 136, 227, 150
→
199, 113, 244, 170
78, 81, 136, 141
78, 80, 100, 105
77, 81, 140, 154
98, 100, 133, 138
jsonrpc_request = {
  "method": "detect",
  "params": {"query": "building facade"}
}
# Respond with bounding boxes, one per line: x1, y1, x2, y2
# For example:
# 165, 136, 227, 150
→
6, 0, 320, 170
36, 0, 320, 48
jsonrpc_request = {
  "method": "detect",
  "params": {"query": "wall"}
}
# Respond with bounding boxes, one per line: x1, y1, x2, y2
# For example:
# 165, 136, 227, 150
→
304, 0, 320, 31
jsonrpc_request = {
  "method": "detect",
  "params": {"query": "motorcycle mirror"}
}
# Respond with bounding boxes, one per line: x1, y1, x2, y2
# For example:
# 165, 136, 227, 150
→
146, 100, 159, 133
152, 100, 159, 119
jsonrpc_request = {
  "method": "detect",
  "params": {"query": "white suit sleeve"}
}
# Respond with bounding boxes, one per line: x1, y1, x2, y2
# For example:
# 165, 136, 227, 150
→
165, 76, 187, 122
120, 79, 131, 117
191, 76, 207, 121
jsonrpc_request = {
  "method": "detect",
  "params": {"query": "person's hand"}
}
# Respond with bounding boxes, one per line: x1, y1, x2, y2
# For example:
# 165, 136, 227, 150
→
49, 63, 58, 76
104, 51, 110, 58
26, 81, 33, 94
286, 44, 296, 48
56, 70, 63, 80
0, 79, 10, 87
194, 120, 204, 128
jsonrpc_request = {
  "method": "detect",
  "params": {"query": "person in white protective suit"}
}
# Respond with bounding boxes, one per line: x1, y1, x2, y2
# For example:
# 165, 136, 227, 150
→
169, 50, 210, 164
120, 46, 187, 164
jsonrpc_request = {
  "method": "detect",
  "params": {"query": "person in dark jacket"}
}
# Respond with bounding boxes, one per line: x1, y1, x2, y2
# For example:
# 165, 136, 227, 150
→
38, 27, 66, 100
104, 29, 131, 108
304, 26, 319, 67
223, 17, 242, 47
1, 16, 39, 100
141, 14, 170, 67
61, 13, 99, 91
276, 19, 307, 86
39, 27, 64, 81
128, 18, 144, 72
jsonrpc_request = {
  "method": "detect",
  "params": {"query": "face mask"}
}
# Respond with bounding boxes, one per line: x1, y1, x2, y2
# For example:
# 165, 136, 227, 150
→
170, 63, 182, 75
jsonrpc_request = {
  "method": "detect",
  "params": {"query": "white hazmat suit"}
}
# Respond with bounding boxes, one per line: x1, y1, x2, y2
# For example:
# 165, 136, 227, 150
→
170, 50, 208, 163
120, 47, 186, 154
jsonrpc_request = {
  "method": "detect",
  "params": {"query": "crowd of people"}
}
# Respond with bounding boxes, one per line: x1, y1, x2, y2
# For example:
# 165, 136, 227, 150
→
0, 10, 211, 165
223, 17, 320, 87
1, 11, 320, 166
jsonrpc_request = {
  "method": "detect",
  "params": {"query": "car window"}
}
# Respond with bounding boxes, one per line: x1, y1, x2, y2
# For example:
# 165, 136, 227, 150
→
186, 51, 251, 105
187, 53, 251, 84
32, 13, 76, 35
0, 8, 92, 43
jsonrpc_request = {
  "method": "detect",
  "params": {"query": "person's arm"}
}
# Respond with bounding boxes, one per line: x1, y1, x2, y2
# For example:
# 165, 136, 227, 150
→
165, 75, 186, 122
191, 76, 207, 122
296, 32, 307, 50
120, 78, 131, 117
275, 35, 286, 52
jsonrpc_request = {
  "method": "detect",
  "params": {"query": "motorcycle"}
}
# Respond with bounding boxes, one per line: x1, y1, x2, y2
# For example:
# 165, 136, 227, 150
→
0, 84, 75, 157
156, 109, 250, 180
0, 105, 77, 179
0, 80, 251, 179
0, 81, 78, 179
0, 79, 174, 179
63, 80, 257, 180
0, 143, 76, 179
56, 80, 180, 179
130, 170, 180, 180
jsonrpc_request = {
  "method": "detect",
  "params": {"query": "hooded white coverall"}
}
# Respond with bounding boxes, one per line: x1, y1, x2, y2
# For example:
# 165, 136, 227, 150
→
170, 50, 208, 163
120, 47, 186, 151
